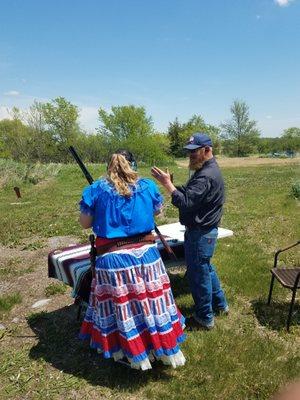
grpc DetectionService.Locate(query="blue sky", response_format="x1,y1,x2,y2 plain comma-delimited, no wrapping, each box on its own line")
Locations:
1,0,299,137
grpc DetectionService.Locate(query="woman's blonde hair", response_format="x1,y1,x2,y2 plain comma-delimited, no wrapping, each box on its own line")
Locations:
107,154,138,197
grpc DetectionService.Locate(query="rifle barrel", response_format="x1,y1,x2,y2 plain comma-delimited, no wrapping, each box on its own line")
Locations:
69,146,94,184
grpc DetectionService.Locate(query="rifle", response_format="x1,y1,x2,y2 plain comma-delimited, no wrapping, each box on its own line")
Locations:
69,146,94,185
69,146,177,261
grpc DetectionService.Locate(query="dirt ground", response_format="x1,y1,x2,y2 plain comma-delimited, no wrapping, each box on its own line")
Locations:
176,156,299,168
0,236,186,334
0,236,79,331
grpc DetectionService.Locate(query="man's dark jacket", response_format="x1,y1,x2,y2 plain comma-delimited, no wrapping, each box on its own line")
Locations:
171,157,225,231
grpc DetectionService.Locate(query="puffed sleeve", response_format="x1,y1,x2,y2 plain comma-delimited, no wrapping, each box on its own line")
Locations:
147,179,164,213
79,182,101,216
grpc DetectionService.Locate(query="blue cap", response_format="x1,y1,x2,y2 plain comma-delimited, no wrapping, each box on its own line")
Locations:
183,132,213,150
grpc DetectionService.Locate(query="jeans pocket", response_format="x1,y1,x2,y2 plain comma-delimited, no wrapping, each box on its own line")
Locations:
185,229,218,262
199,232,218,259
202,228,218,239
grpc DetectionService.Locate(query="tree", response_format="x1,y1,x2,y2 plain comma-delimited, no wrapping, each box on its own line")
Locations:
41,97,80,156
168,115,221,157
124,132,171,165
26,100,46,133
22,101,58,162
221,100,260,156
97,105,171,164
98,105,153,141
282,127,300,139
0,118,32,161
168,118,183,156
281,127,300,153
257,137,282,154
75,132,108,163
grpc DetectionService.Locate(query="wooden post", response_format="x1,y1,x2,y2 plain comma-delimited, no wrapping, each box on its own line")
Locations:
13,187,21,199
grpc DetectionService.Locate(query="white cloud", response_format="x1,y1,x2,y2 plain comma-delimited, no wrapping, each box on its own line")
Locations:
266,115,273,119
4,90,20,96
79,106,99,132
0,102,101,131
256,15,261,19
0,106,12,120
274,0,294,7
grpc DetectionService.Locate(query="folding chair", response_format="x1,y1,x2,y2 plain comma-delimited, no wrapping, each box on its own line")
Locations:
75,234,96,320
267,240,300,331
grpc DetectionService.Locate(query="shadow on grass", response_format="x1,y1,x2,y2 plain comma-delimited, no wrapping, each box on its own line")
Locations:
27,305,172,390
169,273,190,297
251,299,300,331
168,273,194,316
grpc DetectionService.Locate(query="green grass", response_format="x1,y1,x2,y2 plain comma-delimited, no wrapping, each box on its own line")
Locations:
45,282,68,297
0,292,22,315
0,257,34,279
0,160,299,400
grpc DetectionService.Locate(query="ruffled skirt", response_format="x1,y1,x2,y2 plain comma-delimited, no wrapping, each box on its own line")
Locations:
79,244,186,370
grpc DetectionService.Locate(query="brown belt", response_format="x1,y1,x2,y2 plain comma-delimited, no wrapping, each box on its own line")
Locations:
95,233,155,256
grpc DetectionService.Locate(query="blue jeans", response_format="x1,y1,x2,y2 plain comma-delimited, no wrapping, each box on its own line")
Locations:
184,227,228,325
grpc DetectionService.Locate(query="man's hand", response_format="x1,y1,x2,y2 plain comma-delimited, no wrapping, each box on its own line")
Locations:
151,166,176,194
151,166,171,185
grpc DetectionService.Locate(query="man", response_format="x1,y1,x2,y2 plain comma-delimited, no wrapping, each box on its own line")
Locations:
272,381,300,400
151,132,228,330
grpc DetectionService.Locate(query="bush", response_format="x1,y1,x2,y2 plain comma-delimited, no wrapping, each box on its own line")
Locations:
291,181,300,199
0,158,61,188
110,135,174,166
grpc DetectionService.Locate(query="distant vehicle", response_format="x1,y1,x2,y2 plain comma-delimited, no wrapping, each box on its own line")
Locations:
271,152,282,157
286,150,295,158
270,151,293,158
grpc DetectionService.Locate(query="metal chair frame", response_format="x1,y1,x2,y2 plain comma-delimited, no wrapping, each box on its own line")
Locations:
75,234,96,321
267,240,300,331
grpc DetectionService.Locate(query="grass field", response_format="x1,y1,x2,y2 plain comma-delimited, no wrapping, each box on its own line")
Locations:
0,158,299,400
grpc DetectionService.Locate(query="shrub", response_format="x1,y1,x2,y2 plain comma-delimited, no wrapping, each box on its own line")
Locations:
0,158,61,188
291,181,300,199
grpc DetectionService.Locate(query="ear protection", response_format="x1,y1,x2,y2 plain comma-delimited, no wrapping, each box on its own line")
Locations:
115,149,138,171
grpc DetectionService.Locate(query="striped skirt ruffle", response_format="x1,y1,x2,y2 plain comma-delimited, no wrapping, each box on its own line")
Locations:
79,244,186,370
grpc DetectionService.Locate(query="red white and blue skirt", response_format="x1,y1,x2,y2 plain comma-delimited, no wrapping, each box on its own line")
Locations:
79,243,186,370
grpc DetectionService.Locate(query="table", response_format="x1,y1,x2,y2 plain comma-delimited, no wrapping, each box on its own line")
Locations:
48,223,233,301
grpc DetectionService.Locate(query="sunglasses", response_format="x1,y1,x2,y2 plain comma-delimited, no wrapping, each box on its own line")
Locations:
187,146,208,154
187,147,202,154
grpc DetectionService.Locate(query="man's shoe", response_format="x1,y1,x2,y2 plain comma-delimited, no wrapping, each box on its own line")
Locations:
186,314,214,331
214,305,229,316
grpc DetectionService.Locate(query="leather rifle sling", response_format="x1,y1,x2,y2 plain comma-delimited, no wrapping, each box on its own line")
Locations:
154,224,177,261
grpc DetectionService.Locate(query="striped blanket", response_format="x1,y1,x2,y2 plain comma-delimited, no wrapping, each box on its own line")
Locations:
48,223,233,300
48,243,92,300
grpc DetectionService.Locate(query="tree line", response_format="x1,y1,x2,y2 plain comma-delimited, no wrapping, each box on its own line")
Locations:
0,97,299,164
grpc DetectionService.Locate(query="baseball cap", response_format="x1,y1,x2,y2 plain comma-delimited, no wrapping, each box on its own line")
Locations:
183,132,213,150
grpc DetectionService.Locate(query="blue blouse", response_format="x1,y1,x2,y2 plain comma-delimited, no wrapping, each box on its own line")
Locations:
79,178,163,238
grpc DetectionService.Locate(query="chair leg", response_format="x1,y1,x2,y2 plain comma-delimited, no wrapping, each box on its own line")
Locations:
286,289,297,332
267,275,275,305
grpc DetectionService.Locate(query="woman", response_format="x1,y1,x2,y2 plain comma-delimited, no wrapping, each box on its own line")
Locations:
78,150,186,370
